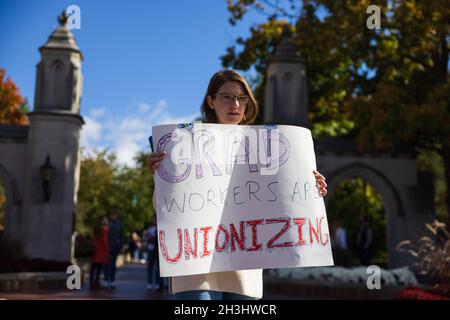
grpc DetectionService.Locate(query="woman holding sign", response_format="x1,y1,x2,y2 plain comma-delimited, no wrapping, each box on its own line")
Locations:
148,69,328,300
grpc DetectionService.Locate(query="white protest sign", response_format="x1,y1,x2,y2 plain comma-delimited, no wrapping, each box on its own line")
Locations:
152,123,334,277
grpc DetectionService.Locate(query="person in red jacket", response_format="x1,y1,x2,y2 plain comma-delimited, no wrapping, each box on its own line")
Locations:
90,217,109,290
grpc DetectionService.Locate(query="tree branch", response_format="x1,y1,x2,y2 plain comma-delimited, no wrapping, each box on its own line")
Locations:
402,53,430,69
259,0,299,19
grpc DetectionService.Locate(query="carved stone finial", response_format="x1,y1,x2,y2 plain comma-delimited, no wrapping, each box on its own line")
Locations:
58,10,69,27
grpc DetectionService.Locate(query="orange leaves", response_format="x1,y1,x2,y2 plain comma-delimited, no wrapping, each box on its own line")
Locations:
0,68,29,126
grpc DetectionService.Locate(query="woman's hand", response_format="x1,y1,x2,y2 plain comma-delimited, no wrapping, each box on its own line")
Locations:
313,170,328,197
147,151,167,174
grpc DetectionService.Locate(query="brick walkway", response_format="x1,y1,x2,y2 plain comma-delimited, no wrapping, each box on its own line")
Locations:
0,263,366,300
0,263,173,300
0,263,298,300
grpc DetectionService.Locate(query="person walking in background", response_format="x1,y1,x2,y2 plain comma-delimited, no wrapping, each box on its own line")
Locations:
332,220,350,267
141,228,149,263
145,218,164,290
356,215,373,266
90,217,109,290
104,209,124,289
129,231,142,263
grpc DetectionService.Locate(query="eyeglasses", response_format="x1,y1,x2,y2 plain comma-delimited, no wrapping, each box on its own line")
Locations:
212,93,249,105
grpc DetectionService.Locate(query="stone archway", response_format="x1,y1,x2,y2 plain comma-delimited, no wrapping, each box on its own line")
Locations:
0,14,83,262
324,162,408,268
264,33,435,273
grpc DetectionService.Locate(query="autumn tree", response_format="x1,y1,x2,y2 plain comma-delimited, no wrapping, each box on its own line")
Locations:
76,150,155,239
222,0,449,224
0,68,29,125
0,68,28,232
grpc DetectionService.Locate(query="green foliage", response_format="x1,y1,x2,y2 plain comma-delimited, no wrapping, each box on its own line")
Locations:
328,178,387,266
224,0,449,142
76,149,155,238
223,0,449,224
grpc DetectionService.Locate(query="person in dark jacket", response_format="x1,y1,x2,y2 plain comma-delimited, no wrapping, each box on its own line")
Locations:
145,218,164,290
104,209,124,289
356,215,373,266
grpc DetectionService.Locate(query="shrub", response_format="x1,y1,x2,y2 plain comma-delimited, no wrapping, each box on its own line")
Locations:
396,220,450,297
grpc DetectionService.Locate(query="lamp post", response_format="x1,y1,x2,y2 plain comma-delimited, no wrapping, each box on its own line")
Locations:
40,154,55,202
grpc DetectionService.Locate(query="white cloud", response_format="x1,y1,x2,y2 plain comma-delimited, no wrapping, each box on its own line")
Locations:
115,135,142,165
80,100,200,166
80,115,103,155
90,107,106,118
138,103,151,113
149,99,168,118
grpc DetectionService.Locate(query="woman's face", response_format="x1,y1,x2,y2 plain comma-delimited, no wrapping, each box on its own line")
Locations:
207,81,248,125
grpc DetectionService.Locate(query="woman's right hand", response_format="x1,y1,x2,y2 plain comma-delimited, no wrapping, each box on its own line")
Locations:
147,151,167,174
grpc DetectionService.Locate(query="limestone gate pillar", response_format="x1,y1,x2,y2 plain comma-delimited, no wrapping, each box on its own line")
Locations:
21,13,84,262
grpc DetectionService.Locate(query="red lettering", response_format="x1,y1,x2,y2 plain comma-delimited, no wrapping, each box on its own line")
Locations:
159,216,330,266
229,221,245,252
266,218,294,248
309,218,320,244
159,229,182,264
184,228,198,260
293,218,306,246
215,224,230,252
200,226,213,257
246,219,264,251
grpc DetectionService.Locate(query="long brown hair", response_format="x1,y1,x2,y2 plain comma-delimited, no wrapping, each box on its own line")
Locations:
200,69,259,125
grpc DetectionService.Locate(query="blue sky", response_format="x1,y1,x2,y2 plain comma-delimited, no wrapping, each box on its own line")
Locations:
0,0,268,165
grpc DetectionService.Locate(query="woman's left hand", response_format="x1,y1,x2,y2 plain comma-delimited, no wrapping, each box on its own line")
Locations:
313,170,328,197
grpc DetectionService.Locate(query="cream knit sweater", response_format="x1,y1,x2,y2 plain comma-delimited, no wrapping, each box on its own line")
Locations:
169,269,263,299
